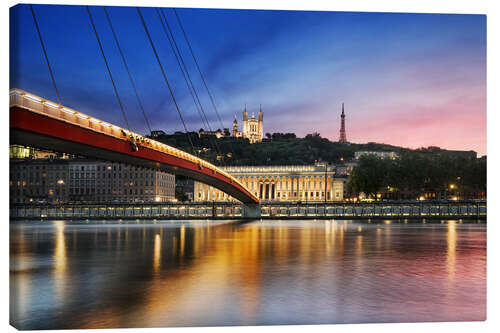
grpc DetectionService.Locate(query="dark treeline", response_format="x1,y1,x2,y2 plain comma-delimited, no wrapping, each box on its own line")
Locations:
346,153,486,200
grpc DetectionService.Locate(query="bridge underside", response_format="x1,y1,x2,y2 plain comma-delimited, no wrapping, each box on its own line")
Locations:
10,107,258,204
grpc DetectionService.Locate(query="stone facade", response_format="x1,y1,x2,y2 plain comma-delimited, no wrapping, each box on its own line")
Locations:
194,164,344,202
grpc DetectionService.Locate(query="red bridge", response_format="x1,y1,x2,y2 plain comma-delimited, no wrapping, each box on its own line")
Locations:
9,89,259,205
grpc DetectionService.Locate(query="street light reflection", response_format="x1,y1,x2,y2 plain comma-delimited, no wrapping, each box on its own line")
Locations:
153,233,161,273
447,221,457,281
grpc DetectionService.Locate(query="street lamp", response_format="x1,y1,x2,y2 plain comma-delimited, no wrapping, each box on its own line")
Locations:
324,163,328,204
324,163,328,217
447,184,457,200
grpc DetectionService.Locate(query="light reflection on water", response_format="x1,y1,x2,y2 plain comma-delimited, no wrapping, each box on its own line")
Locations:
10,219,486,329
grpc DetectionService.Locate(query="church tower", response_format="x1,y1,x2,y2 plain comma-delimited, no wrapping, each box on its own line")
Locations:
232,115,239,137
241,104,263,143
339,103,347,143
258,104,263,141
242,104,248,135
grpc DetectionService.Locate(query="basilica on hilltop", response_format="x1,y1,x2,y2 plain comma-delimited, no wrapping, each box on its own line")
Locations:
232,105,263,143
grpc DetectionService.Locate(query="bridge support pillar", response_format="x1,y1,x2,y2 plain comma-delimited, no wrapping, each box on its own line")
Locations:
242,203,261,218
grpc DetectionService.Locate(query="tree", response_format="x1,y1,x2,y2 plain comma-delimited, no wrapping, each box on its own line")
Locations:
347,155,389,198
175,187,189,202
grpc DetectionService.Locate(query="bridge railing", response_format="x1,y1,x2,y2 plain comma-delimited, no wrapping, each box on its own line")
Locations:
9,201,486,219
10,89,253,200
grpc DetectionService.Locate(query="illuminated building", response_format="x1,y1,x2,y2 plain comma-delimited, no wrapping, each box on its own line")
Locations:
68,161,175,203
9,145,36,159
194,163,344,202
354,151,399,160
232,115,243,138
150,130,166,138
233,105,263,143
10,157,175,204
9,144,73,159
198,128,225,138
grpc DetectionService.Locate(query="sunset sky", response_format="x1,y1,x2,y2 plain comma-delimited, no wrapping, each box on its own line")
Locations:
10,5,486,155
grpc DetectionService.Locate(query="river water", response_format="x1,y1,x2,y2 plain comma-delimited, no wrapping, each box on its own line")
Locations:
10,219,486,329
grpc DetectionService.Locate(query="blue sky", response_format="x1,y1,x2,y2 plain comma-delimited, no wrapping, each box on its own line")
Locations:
10,4,486,155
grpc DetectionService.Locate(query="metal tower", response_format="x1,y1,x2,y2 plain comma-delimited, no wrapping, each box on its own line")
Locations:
339,103,347,143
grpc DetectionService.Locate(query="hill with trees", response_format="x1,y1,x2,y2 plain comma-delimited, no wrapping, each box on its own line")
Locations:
150,131,427,166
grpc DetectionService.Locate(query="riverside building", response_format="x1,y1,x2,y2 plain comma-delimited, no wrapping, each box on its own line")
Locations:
10,154,176,204
68,160,175,203
194,163,344,202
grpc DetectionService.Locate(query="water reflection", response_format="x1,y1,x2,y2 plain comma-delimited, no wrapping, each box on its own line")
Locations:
10,219,486,329
447,221,457,281
153,233,161,273
53,221,67,303
180,224,185,259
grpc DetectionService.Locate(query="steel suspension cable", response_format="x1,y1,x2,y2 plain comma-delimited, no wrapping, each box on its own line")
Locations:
161,8,233,162
136,7,196,155
103,7,152,136
30,4,62,106
172,8,237,163
173,8,226,131
86,6,132,135
156,8,221,156
158,8,210,132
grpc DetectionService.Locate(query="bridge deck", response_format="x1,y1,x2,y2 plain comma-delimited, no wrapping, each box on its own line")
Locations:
9,89,259,204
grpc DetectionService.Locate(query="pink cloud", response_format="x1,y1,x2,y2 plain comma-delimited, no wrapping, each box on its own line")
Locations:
346,96,486,155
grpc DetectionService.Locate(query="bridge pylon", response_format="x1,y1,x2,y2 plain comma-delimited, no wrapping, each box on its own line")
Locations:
242,203,261,218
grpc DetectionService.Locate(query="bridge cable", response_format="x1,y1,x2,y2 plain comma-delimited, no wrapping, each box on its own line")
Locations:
103,7,152,136
173,8,236,163
136,7,196,155
30,4,62,106
158,8,210,132
156,8,221,156
86,6,132,135
173,8,227,132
